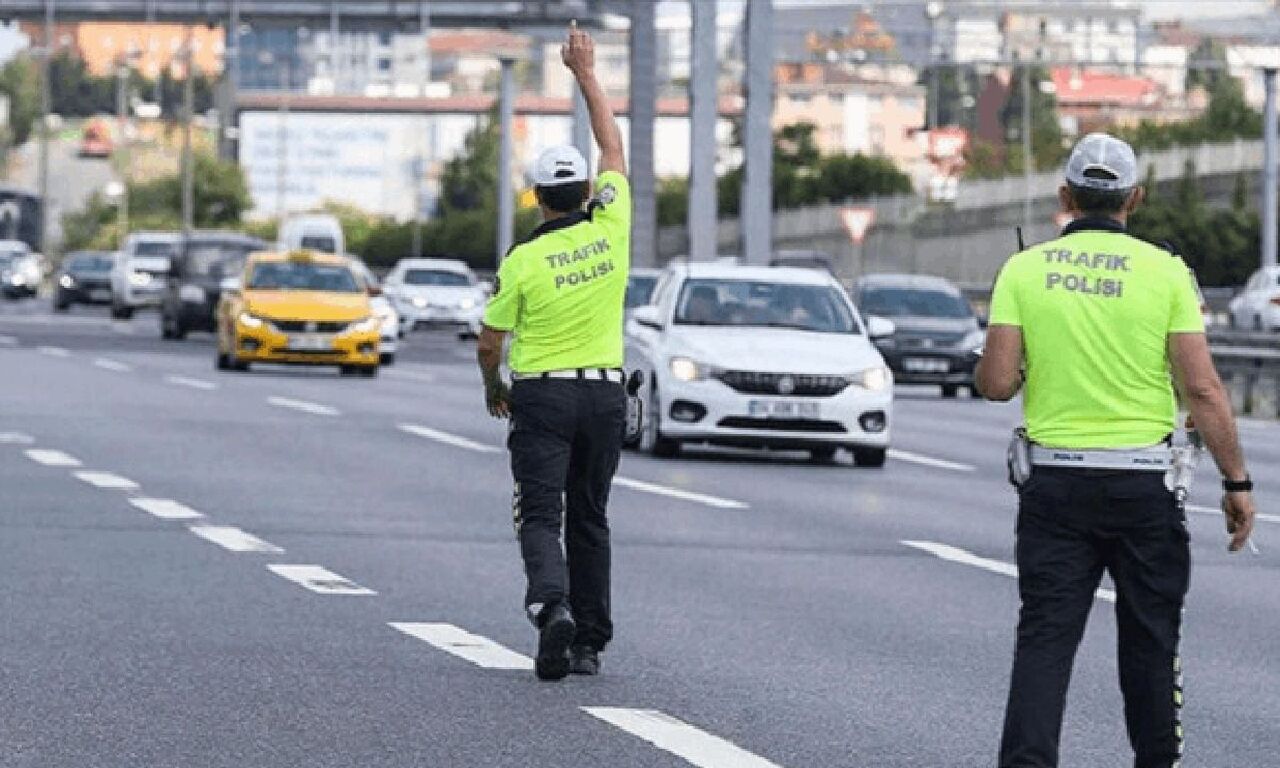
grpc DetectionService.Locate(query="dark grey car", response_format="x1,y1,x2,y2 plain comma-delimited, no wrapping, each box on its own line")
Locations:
853,274,985,398
160,232,267,339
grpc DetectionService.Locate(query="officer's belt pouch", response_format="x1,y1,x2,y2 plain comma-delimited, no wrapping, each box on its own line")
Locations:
1007,427,1032,489
624,370,644,444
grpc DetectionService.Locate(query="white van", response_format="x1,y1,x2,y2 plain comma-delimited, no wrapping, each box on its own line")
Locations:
277,214,345,255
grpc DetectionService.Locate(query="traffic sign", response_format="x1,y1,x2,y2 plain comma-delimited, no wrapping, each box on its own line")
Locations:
840,207,876,244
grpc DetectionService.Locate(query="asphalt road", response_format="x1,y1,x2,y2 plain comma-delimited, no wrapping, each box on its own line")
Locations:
2,298,1277,768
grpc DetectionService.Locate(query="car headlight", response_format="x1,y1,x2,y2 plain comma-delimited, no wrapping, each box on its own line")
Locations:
59,274,75,289
961,329,986,350
411,296,428,309
237,311,265,329
348,315,380,333
669,356,719,382
179,284,206,303
9,273,25,285
128,271,151,287
459,296,477,310
851,366,892,392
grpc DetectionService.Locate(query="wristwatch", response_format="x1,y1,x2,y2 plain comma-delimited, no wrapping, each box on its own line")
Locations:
1223,477,1253,493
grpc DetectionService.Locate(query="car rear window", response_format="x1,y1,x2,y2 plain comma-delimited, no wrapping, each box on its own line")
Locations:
248,262,360,292
674,278,858,334
858,287,972,319
403,269,471,287
68,254,114,272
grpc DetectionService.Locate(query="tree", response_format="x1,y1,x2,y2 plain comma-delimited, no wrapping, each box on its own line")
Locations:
438,110,500,213
0,54,40,148
999,64,1066,172
920,64,980,131
1186,37,1229,93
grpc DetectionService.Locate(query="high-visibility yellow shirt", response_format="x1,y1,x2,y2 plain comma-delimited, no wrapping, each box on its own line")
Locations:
988,217,1205,449
483,171,631,374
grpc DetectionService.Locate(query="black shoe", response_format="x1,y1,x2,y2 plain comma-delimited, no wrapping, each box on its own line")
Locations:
569,645,600,676
534,604,575,681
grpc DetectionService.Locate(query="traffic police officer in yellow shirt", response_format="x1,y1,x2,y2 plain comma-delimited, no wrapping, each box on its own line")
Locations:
978,133,1257,767
476,22,630,682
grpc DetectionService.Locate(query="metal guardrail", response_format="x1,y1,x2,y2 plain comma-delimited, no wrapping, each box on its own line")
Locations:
1207,331,1280,419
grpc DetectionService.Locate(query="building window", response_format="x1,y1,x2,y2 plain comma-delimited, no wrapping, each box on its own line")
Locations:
378,58,392,72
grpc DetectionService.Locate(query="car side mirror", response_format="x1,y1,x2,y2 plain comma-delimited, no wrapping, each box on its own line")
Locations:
631,305,663,330
866,315,895,339
219,276,242,296
367,283,383,297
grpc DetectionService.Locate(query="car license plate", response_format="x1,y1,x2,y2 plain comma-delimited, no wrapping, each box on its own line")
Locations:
903,357,950,373
748,400,819,419
289,334,333,351
89,290,111,301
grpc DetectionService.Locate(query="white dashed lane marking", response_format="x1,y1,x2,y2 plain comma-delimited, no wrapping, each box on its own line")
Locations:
267,565,376,595
0,334,17,345
613,476,749,510
1188,503,1280,525
25,448,82,467
583,708,787,768
887,449,976,473
74,471,140,490
398,423,500,453
189,525,285,553
36,345,70,357
0,432,35,444
389,622,533,670
165,375,218,391
902,540,1117,603
129,498,204,520
267,396,341,417
93,357,132,372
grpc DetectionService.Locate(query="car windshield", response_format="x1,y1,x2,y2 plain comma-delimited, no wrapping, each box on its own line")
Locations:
403,268,471,287
68,254,114,272
858,287,973,319
674,278,858,334
626,275,658,308
0,254,13,268
185,243,255,278
134,240,177,257
300,235,337,253
247,261,360,292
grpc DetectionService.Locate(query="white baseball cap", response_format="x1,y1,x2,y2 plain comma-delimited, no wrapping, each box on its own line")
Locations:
530,145,589,187
1065,133,1138,191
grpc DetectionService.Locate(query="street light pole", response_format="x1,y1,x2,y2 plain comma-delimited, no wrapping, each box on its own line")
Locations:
116,54,130,247
37,0,54,254
496,56,515,263
1262,67,1277,269
1021,60,1033,234
180,24,195,238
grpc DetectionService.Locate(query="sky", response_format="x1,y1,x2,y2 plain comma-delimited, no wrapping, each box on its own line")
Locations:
656,0,1274,20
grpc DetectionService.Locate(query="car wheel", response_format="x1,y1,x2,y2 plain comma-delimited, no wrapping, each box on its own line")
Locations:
640,381,680,458
216,351,231,370
111,303,134,320
941,384,959,398
161,317,177,339
53,298,70,312
359,365,379,378
340,365,359,376
1255,315,1264,332
379,352,396,366
853,447,887,468
809,446,838,463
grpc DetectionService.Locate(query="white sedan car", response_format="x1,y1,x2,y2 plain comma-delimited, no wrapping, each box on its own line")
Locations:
384,258,487,338
626,263,895,466
1228,266,1280,332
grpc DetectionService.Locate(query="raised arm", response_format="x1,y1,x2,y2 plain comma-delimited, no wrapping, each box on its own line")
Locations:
562,22,626,175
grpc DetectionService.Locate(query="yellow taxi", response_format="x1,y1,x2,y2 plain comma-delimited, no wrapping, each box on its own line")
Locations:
215,249,381,376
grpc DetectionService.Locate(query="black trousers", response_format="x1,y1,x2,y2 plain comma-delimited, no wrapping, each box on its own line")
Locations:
999,468,1190,768
508,378,626,652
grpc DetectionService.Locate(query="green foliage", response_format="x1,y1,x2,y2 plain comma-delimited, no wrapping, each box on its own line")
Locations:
61,152,251,251
0,54,40,147
1128,160,1260,286
438,109,500,213
920,64,981,131
1116,75,1261,153
660,122,913,224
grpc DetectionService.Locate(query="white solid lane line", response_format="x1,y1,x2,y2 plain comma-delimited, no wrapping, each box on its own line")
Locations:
165,375,218,391
36,345,70,357
389,622,533,670
887,449,976,473
583,708,786,768
25,448,82,467
93,357,132,372
0,432,35,444
1187,503,1280,526
74,471,140,490
902,540,1116,603
612,476,750,510
267,565,376,595
398,423,500,453
267,396,341,417
189,525,285,553
0,334,17,345
129,497,204,520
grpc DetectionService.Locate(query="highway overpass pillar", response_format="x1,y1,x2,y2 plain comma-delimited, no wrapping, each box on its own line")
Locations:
497,57,515,264
687,0,718,261
741,0,774,266
1263,68,1277,269
629,0,658,268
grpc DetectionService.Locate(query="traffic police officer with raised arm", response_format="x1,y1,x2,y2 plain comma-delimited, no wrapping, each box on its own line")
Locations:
476,22,630,682
977,133,1257,768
